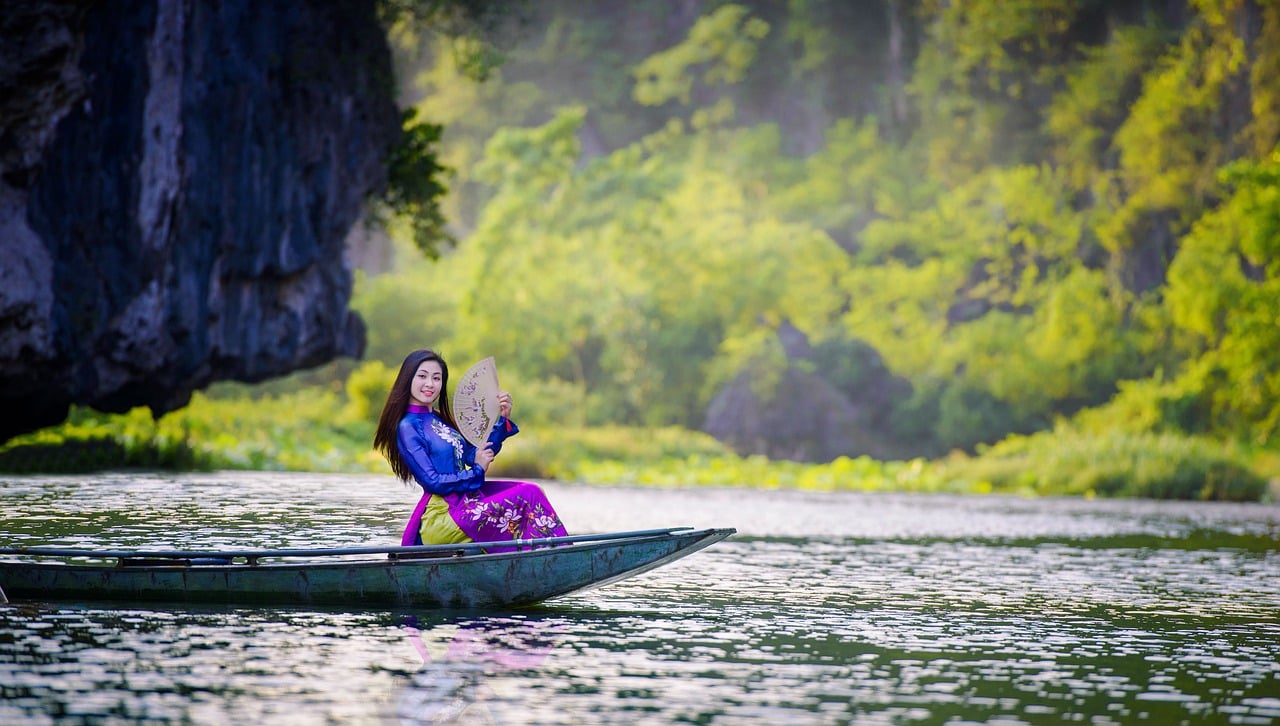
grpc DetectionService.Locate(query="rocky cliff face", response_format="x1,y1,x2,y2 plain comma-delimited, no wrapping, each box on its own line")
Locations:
0,0,399,442
703,321,916,463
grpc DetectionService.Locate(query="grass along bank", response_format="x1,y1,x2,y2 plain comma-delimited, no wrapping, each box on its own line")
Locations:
0,393,1272,502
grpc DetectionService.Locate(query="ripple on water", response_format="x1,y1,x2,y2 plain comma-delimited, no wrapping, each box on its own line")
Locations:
1,473,1278,724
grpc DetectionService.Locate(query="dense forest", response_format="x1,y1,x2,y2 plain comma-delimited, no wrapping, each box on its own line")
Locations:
6,0,1276,499
352,0,1279,460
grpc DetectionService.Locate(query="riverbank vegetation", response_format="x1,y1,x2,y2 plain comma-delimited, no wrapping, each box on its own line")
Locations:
4,1,1278,502
0,393,1271,502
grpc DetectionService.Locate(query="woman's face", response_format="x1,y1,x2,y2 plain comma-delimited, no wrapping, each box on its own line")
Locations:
410,359,444,409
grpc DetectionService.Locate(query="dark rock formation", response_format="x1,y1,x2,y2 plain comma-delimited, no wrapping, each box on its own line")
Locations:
0,0,399,442
703,321,913,463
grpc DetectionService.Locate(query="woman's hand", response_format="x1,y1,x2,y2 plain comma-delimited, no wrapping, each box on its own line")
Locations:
497,390,512,418
475,443,496,471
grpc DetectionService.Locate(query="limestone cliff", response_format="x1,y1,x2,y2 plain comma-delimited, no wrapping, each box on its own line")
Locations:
0,0,399,441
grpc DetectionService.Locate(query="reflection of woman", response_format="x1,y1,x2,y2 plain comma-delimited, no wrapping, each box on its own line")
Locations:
374,349,567,550
401,616,562,670
397,616,564,724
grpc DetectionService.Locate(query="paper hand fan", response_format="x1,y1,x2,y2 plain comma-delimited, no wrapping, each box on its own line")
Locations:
452,356,501,448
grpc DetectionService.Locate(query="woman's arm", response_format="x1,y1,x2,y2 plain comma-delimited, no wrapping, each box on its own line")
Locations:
486,416,520,455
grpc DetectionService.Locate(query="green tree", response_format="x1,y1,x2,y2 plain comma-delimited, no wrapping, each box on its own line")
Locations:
631,3,770,109
910,0,1080,182
1164,149,1280,444
445,101,854,428
1096,1,1252,268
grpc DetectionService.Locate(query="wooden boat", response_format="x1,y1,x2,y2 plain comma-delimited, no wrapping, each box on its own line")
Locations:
0,527,735,608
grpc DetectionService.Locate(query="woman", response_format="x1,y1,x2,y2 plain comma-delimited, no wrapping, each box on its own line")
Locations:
373,349,567,551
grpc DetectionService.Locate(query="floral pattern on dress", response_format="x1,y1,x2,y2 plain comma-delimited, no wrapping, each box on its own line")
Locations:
459,492,564,539
430,417,465,466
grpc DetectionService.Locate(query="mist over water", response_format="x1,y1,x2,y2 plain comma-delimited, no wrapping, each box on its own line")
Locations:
2,473,1278,724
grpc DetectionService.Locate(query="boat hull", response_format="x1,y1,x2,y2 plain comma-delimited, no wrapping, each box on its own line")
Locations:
0,528,734,608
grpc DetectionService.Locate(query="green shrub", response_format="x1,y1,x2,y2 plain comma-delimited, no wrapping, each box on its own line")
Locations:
937,430,1267,501
2,388,1268,503
0,431,216,474
343,360,396,427
498,375,588,429
936,382,1022,453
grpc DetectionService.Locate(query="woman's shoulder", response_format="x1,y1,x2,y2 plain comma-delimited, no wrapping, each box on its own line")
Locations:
397,411,427,434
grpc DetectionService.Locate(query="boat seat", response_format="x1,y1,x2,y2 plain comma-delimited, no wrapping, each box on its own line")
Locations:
118,556,234,567
386,549,469,561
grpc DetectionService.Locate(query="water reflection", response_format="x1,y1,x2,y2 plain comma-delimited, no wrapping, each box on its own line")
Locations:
396,616,564,725
2,473,1278,724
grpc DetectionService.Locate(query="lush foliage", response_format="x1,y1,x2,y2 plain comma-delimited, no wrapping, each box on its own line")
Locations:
369,0,531,258
369,1,1275,461
3,398,1267,502
934,429,1267,501
375,110,455,258
11,1,1280,501
0,395,381,475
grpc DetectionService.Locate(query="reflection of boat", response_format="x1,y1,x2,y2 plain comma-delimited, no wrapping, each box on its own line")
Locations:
0,527,734,608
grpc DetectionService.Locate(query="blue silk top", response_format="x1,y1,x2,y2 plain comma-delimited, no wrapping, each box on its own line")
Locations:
396,404,519,495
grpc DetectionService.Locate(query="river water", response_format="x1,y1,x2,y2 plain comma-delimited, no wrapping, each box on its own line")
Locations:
1,472,1278,725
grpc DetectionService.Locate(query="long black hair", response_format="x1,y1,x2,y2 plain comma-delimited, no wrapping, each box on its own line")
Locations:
373,349,461,482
